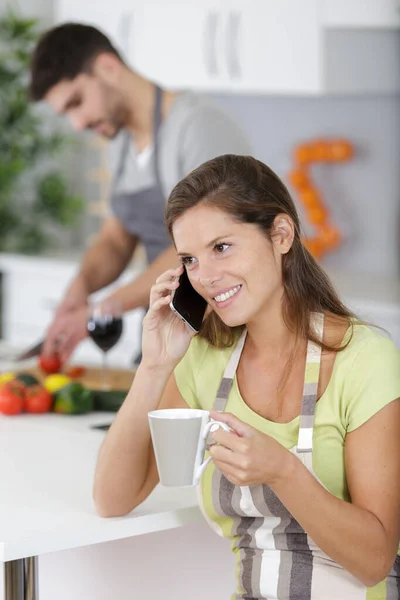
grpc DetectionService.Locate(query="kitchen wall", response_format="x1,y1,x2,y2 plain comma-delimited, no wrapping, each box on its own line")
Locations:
210,93,400,276
76,91,400,278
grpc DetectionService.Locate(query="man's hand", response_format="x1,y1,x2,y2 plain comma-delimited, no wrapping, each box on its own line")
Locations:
42,276,90,362
57,275,89,315
43,304,89,363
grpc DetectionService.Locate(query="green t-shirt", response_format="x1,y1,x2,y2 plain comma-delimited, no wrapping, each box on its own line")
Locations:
174,323,400,503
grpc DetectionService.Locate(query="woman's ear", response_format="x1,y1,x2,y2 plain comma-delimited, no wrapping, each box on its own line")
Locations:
271,214,295,255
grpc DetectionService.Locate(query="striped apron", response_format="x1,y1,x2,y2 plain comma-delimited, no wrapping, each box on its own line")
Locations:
198,313,400,599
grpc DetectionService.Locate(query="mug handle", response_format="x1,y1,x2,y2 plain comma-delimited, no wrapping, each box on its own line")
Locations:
194,420,230,485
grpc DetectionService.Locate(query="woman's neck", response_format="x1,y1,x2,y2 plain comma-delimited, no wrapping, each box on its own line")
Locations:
244,303,298,361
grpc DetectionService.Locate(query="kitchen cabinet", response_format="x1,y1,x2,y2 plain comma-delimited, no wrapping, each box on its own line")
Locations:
131,0,321,94
0,254,144,368
321,0,400,29
135,0,398,94
226,0,320,94
55,0,399,95
131,2,227,90
55,0,321,94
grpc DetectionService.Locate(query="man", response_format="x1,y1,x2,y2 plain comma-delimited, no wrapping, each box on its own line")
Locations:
29,22,251,364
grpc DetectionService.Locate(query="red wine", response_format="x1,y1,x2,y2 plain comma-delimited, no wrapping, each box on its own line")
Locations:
87,316,123,353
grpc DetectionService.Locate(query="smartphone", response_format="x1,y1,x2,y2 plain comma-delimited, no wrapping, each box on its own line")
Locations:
169,268,207,333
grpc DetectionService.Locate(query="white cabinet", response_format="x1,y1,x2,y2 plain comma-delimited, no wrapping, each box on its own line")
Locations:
132,2,226,90
321,0,400,29
54,0,399,95
132,0,320,94
0,254,144,368
224,0,320,94
56,0,321,94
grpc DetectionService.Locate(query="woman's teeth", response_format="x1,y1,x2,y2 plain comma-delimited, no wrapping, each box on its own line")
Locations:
214,285,241,303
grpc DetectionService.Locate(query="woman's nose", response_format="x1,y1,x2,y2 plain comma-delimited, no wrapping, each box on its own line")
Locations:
197,268,222,287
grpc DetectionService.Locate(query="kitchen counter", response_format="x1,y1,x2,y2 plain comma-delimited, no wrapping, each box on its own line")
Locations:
0,410,207,599
0,411,201,563
0,345,234,600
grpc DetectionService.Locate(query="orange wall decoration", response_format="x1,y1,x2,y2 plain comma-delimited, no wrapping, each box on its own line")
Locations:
288,139,354,260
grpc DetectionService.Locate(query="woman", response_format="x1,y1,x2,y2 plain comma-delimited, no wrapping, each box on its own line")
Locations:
94,155,400,599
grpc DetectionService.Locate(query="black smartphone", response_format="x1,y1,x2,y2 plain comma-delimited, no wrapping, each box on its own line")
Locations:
169,268,207,333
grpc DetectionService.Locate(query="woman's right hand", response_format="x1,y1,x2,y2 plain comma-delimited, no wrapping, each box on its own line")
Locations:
141,266,197,369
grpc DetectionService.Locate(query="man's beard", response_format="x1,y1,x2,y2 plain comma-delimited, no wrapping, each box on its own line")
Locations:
89,112,125,139
90,87,128,139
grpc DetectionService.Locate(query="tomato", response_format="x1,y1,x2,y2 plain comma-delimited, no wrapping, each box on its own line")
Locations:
39,354,62,375
65,366,86,379
24,385,53,414
0,380,25,415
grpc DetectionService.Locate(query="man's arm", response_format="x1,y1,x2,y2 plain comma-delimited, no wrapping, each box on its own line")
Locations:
105,245,179,312
43,216,137,358
74,215,138,296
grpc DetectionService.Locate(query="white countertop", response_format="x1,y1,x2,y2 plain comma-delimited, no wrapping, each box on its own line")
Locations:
0,412,201,562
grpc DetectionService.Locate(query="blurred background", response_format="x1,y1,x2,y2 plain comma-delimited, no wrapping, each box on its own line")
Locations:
0,0,399,365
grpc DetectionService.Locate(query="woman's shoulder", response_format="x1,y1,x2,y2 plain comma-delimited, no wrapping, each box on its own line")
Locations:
185,329,242,367
174,330,241,407
342,320,399,361
336,321,400,431
334,319,400,398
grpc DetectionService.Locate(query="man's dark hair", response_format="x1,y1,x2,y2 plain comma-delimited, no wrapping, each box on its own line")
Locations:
29,22,122,101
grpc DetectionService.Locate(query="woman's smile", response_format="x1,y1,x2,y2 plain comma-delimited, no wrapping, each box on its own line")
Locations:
212,284,242,307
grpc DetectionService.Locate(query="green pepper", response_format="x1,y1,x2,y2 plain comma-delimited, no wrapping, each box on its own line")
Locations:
53,382,93,414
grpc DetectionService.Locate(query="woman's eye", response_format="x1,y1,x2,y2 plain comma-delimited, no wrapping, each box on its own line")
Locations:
214,243,229,253
181,256,195,265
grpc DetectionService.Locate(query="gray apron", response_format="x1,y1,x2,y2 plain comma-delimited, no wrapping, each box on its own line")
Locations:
111,85,171,264
199,313,400,598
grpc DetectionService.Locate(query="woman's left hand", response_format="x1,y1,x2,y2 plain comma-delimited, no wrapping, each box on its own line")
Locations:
209,410,295,487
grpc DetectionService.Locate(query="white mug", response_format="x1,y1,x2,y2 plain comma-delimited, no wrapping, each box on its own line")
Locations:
148,408,229,487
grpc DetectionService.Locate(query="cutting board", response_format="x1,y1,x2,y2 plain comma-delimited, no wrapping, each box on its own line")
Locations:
24,366,135,391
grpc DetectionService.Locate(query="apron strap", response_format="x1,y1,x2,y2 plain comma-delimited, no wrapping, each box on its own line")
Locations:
211,312,325,455
113,85,163,190
152,85,163,189
297,312,324,453
113,131,130,186
213,328,247,412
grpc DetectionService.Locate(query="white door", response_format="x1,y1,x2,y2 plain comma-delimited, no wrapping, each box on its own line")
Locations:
131,1,228,90
321,0,400,29
224,0,321,94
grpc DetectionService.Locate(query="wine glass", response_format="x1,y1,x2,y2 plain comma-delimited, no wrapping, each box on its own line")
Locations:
87,299,123,390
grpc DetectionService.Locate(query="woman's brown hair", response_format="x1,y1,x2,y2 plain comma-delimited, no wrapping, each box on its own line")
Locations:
166,154,356,352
